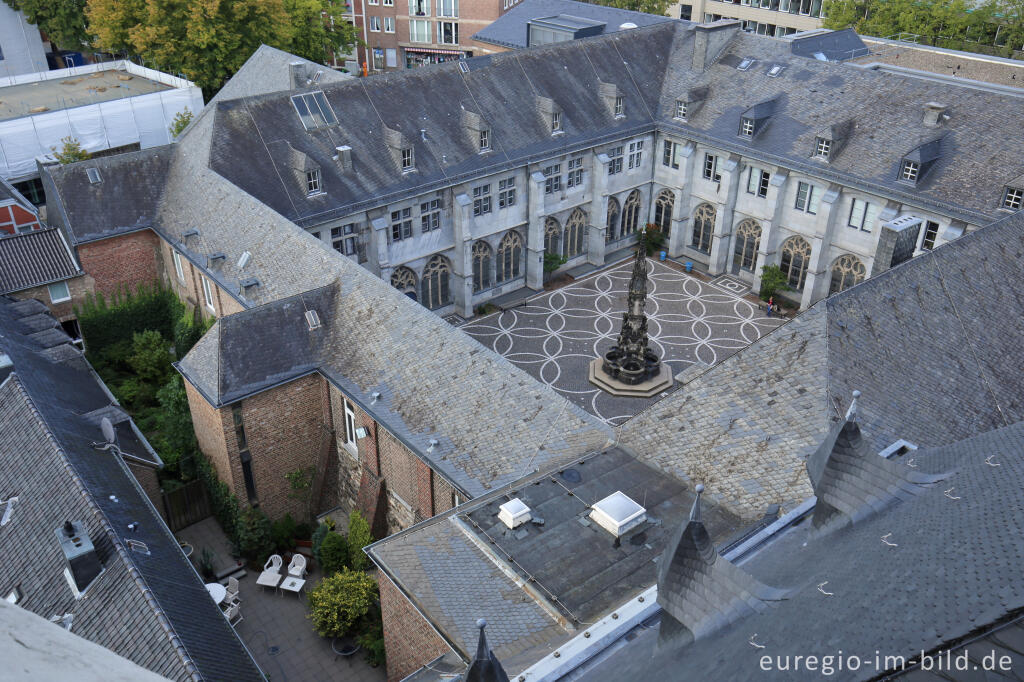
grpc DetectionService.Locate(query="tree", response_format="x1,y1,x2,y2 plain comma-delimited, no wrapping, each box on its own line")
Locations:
283,0,360,65
169,108,193,138
591,0,671,17
346,511,373,572
127,330,172,384
308,569,377,638
3,0,89,51
759,264,790,301
235,506,275,564
51,136,90,164
319,531,349,574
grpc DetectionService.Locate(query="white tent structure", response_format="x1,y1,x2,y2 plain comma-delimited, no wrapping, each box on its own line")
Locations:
0,60,203,183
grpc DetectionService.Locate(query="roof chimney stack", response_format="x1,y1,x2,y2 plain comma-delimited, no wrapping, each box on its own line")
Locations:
691,20,740,72
289,62,307,89
923,102,947,127
56,520,103,594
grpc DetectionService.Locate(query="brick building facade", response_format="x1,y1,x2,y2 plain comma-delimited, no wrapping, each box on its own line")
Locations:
378,571,452,681
76,231,164,301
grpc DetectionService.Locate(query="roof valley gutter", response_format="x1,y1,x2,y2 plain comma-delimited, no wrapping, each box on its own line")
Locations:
514,496,818,682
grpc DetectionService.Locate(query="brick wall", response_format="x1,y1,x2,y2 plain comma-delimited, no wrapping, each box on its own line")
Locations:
159,238,245,322
11,274,90,324
378,569,452,682
127,462,167,524
77,231,163,301
184,380,235,490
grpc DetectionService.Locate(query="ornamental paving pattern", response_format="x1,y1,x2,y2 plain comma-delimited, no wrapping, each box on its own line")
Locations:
461,258,787,425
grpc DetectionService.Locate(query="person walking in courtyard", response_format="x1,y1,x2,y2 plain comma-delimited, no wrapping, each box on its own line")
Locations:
766,296,774,317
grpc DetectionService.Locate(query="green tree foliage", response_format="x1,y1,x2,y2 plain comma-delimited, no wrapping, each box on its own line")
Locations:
759,264,791,301
153,376,198,479
271,514,299,554
51,136,90,164
319,531,350,574
128,330,172,384
308,569,377,638
591,0,671,16
639,223,666,255
3,0,89,51
346,510,373,571
543,253,568,273
235,506,275,564
284,0,361,64
311,522,331,566
169,107,194,138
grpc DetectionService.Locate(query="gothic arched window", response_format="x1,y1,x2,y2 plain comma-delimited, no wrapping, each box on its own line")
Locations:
621,190,641,237
691,203,715,254
828,253,866,295
544,217,561,256
606,197,620,243
779,236,812,291
496,230,523,282
733,219,761,272
421,255,452,309
390,266,418,301
653,190,674,237
564,209,586,259
472,241,492,292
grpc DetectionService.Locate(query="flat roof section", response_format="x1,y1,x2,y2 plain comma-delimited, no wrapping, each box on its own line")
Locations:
0,69,172,122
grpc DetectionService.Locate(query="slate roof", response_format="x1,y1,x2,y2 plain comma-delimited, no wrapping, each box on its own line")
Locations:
578,417,1024,681
207,44,350,106
786,28,869,62
192,22,1024,229
0,226,81,294
0,296,264,682
42,148,173,245
471,0,674,49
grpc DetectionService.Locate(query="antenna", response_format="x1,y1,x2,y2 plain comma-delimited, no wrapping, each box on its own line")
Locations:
100,417,116,444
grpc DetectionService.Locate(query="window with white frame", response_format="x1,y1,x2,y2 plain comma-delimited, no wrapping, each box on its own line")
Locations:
702,152,721,181
48,281,71,304
740,118,755,137
391,207,413,241
342,400,358,455
384,16,395,32
674,100,687,119
1002,186,1022,210
438,0,459,16
401,148,414,171
566,157,584,188
172,250,185,281
421,199,441,232
498,177,516,208
479,129,490,152
369,15,381,30
305,169,321,195
627,140,643,169
332,223,359,256
438,21,458,44
543,164,561,194
614,96,624,117
369,0,378,5
900,160,919,182
201,276,215,311
291,92,338,130
551,111,561,133
472,184,492,215
814,137,831,160
410,19,430,42
662,140,679,169
920,220,940,250
383,0,393,5
847,198,877,231
746,167,770,198
794,181,821,214
608,146,623,175
409,0,430,16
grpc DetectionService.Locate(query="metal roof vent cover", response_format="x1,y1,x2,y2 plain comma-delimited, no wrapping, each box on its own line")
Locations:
498,498,531,529
589,491,646,537
56,520,103,593
305,309,321,331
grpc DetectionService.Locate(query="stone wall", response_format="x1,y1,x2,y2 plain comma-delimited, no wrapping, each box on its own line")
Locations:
378,570,452,682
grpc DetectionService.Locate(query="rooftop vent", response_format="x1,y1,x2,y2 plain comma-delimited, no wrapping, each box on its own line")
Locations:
589,491,646,537
334,145,353,171
56,520,103,595
304,309,321,331
1,496,17,527
923,102,947,127
207,252,226,267
182,228,200,239
239,277,261,289
498,498,531,529
237,251,252,270
85,168,101,184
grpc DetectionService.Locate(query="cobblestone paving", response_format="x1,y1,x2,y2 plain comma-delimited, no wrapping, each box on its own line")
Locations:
462,258,786,425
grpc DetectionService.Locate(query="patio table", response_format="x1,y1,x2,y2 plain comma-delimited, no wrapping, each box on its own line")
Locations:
205,582,226,604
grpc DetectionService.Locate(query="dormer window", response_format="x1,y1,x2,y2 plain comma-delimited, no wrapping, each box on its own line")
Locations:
614,96,624,118
305,169,321,195
551,111,562,133
479,129,490,152
900,160,920,182
740,118,755,138
401,148,414,171
674,100,687,120
1003,186,1023,210
814,137,831,160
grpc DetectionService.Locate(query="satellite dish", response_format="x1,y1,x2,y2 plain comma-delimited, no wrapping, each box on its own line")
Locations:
101,417,116,444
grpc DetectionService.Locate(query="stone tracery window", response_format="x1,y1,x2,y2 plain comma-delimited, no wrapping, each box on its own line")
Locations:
472,240,492,292
653,190,674,237
563,209,586,259
421,255,452,309
606,196,620,243
621,190,641,237
733,219,761,272
544,217,560,256
779,236,812,291
828,253,866,295
496,230,522,282
390,266,418,301
691,203,715,254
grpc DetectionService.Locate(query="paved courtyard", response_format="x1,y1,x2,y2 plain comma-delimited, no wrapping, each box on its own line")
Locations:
461,258,786,425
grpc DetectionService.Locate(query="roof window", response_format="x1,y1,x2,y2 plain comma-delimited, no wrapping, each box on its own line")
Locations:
305,309,322,331
737,58,755,71
86,168,101,184
589,491,646,537
291,91,338,130
498,498,531,529
767,64,785,77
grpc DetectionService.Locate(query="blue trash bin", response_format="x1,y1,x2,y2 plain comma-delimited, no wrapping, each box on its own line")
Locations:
685,261,693,273
659,251,667,261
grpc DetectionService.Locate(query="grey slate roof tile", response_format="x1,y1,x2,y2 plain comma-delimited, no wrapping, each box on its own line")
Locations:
0,227,81,293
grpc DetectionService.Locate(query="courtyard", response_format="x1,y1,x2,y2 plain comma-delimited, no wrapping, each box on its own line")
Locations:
461,258,786,425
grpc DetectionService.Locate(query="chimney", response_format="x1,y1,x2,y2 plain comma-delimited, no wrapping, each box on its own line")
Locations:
56,520,103,594
288,61,307,89
923,102,947,127
691,20,740,72
335,145,353,171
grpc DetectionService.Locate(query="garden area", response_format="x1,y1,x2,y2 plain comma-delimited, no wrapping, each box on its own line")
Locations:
77,285,386,671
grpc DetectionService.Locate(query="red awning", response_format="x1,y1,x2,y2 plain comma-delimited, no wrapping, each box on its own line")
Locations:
404,47,463,55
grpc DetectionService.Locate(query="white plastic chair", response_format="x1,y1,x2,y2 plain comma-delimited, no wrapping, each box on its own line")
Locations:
264,555,283,573
256,555,284,591
223,602,243,626
288,554,307,578
225,576,240,604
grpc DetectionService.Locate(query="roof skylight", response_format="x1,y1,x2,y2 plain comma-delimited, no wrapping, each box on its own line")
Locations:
291,91,338,130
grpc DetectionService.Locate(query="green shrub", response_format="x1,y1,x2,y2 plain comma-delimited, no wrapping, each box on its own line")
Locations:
320,532,349,575
169,107,194,138
639,223,666,255
308,569,378,639
197,456,240,547
357,607,386,668
543,252,568,273
311,522,331,566
128,330,172,385
155,377,198,480
235,506,275,565
759,264,791,301
52,135,90,164
77,285,180,360
295,522,313,541
347,511,373,572
271,514,298,554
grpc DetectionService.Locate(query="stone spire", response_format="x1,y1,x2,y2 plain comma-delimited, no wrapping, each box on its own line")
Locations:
600,236,662,385
464,619,509,682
